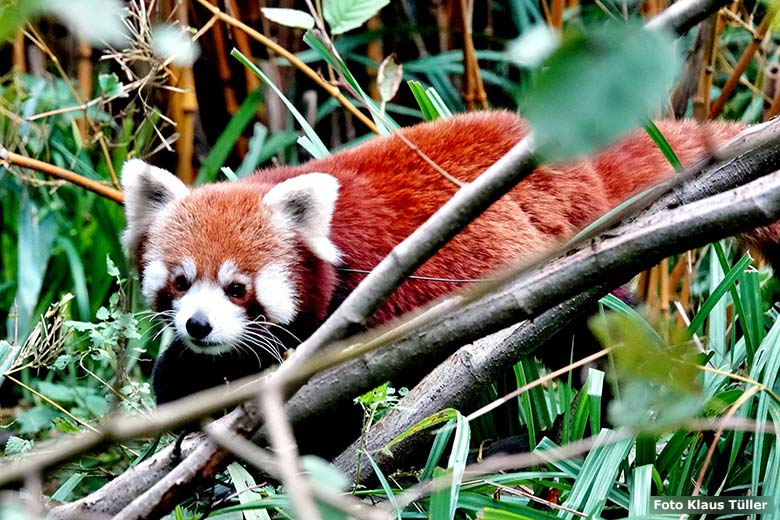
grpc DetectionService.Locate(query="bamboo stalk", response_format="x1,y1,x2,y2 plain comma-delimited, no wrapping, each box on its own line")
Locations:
168,0,198,184
660,258,670,316
709,14,769,118
12,32,26,73
551,0,564,29
210,14,239,115
0,148,124,204
764,62,780,120
225,0,261,93
194,0,379,135
647,264,660,309
76,41,93,142
459,0,488,110
366,15,383,102
693,12,720,121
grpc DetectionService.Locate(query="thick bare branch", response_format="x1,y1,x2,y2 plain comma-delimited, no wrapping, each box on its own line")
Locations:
645,0,731,35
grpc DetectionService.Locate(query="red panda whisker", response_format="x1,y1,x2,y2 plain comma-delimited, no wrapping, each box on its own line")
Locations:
247,319,303,346
235,340,265,369
337,267,495,284
242,333,284,363
239,329,284,362
243,325,288,356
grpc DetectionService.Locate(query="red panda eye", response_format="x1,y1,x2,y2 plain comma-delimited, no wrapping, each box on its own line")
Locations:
226,283,246,298
174,275,190,292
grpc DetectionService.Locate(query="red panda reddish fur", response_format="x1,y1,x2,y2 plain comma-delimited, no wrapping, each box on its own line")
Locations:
243,111,746,325
126,110,774,404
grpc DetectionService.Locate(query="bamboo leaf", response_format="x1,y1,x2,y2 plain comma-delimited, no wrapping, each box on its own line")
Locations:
323,0,390,35
261,7,314,30
524,23,679,160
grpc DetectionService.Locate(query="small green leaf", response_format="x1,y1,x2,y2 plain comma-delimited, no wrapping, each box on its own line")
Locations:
0,0,43,42
52,354,75,370
4,436,34,456
53,417,81,434
96,307,110,321
323,0,390,35
261,7,315,30
524,23,680,160
16,405,60,434
106,255,120,278
152,24,200,66
98,73,128,98
226,462,271,520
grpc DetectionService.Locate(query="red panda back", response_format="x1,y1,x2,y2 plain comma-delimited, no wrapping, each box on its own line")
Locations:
247,113,747,326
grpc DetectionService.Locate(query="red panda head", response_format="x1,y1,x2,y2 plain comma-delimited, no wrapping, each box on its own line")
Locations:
121,159,341,357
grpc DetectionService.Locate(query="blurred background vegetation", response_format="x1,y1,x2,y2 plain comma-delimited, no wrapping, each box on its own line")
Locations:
1,0,780,517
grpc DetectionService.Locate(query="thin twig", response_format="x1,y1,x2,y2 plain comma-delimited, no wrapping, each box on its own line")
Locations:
0,147,124,204
194,0,379,135
709,14,770,118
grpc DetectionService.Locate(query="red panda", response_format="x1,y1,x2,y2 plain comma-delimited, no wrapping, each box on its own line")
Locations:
122,111,758,404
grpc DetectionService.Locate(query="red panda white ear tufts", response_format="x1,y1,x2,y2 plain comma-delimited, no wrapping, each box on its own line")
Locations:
121,159,190,254
262,172,341,264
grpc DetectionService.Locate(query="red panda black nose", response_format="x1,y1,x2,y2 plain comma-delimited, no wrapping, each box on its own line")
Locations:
186,312,212,340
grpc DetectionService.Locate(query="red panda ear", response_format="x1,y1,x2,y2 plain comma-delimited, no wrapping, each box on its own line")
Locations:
121,159,190,254
262,172,341,263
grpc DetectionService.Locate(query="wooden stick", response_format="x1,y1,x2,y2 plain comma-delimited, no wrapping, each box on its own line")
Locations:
460,0,488,110
225,0,261,93
194,0,379,135
13,32,26,73
76,41,93,143
0,148,124,204
551,0,564,29
693,12,720,120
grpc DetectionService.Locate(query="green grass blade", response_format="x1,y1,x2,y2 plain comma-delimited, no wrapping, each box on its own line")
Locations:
688,251,752,339
10,192,57,340
301,31,395,134
738,267,763,363
408,80,440,121
231,48,328,158
364,450,401,519
195,88,263,185
226,462,272,520
56,237,89,320
444,412,471,519
586,368,604,437
234,123,268,178
629,464,653,516
421,419,455,481
644,120,681,171
49,472,85,502
560,429,633,519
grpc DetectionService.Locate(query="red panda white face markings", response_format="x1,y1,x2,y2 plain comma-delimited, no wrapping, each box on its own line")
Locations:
141,258,169,303
122,161,344,357
254,263,299,325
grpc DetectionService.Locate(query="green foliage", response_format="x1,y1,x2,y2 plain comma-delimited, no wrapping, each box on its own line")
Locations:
523,23,680,160
4,435,34,456
1,2,779,518
323,0,390,35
